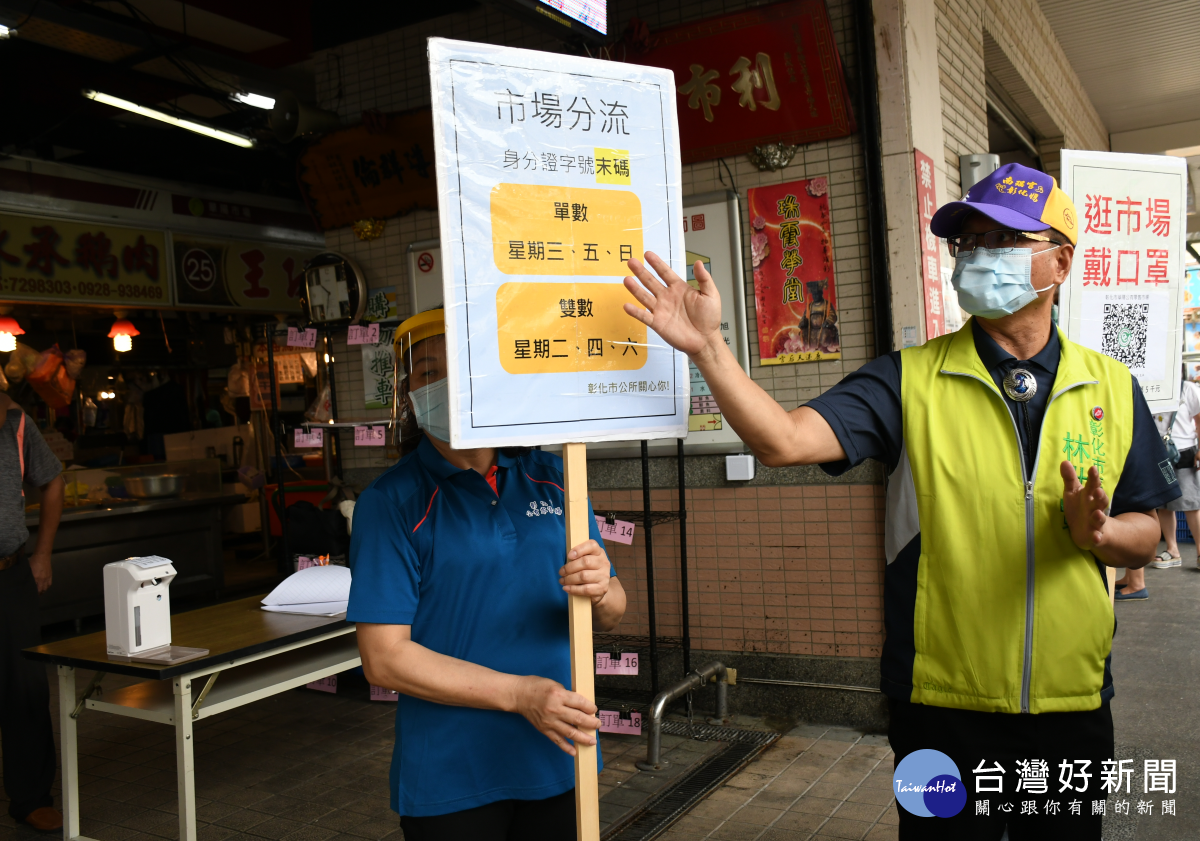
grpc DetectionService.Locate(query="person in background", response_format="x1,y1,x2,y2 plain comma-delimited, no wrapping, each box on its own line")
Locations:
1117,374,1200,597
0,391,65,832
349,309,626,840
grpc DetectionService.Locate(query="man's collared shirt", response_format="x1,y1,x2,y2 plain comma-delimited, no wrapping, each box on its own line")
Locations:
347,436,608,817
2,408,62,557
972,318,1058,476
809,321,1177,517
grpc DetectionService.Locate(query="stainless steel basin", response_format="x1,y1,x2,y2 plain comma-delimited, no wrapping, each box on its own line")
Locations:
123,474,187,498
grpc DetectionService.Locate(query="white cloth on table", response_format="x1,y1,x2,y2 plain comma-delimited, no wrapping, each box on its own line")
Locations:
261,565,350,616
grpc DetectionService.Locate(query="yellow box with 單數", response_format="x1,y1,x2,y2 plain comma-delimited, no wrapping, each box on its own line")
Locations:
490,184,642,275
496,282,648,374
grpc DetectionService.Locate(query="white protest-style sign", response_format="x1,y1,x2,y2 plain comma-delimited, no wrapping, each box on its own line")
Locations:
1059,151,1188,412
428,38,688,449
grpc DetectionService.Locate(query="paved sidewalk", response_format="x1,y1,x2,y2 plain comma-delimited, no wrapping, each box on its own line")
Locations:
653,724,898,841
8,545,1194,841
1106,544,1200,841
0,665,899,841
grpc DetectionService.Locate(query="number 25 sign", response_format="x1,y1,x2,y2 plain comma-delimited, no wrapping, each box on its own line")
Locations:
172,236,322,313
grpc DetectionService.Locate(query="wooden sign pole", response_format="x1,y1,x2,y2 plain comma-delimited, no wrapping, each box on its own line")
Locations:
562,442,599,841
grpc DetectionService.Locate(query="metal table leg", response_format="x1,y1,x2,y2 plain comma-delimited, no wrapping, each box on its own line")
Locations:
173,676,197,841
57,665,80,841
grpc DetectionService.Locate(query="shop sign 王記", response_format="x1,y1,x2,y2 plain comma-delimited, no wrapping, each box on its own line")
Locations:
172,235,321,313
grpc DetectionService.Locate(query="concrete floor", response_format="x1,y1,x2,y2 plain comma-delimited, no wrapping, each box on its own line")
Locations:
1106,542,1200,840
2,547,1197,841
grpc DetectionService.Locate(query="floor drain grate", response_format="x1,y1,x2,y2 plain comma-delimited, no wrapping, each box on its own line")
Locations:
602,724,780,841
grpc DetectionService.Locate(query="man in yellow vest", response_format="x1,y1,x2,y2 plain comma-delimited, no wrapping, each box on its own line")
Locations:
621,163,1178,840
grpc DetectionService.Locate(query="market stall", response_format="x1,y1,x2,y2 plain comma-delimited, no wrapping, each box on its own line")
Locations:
0,162,330,627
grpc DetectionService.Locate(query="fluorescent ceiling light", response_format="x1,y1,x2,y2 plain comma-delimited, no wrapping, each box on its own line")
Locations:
82,89,256,148
231,91,275,110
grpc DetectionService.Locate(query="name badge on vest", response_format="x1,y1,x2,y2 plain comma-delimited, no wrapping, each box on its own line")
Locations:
1003,368,1037,402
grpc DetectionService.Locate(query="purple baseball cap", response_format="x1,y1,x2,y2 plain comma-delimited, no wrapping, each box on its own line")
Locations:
930,162,1079,245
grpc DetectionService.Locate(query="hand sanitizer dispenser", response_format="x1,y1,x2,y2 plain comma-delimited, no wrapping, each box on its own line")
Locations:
104,556,176,659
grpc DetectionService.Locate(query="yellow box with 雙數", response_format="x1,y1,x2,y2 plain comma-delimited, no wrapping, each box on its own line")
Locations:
496,282,648,375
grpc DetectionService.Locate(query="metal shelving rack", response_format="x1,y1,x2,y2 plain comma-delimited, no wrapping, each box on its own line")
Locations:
593,439,691,699
263,323,692,699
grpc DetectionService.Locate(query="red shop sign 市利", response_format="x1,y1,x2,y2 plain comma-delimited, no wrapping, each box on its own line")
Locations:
628,0,856,164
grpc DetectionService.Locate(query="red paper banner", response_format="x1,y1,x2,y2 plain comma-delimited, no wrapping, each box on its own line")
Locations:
914,149,944,340
747,178,839,365
629,0,855,164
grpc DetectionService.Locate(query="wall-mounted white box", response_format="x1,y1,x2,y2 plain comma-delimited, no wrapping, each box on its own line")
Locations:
725,454,756,482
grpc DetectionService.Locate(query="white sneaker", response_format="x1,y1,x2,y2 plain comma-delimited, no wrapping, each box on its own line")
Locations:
1149,553,1182,569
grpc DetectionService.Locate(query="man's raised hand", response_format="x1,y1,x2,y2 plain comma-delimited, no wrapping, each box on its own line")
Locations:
1061,461,1109,551
623,251,723,357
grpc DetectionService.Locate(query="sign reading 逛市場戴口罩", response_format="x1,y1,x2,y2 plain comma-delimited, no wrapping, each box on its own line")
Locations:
428,38,688,449
1059,151,1188,413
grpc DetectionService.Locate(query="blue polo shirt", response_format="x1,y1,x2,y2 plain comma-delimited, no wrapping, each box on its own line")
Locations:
347,436,609,817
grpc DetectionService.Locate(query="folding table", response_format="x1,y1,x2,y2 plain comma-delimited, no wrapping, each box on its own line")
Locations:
25,596,358,841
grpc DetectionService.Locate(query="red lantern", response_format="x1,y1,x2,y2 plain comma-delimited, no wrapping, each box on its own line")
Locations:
0,315,24,352
108,319,140,352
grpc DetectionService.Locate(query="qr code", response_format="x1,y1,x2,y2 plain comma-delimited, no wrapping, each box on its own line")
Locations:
1102,302,1149,368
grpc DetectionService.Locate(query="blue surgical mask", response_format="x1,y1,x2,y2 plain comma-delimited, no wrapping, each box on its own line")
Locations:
950,247,1057,319
410,378,450,442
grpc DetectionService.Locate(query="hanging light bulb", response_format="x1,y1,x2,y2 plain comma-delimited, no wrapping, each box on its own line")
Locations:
108,318,140,352
0,315,24,353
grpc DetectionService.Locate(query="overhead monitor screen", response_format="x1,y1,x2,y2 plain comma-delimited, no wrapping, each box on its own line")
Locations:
535,0,607,37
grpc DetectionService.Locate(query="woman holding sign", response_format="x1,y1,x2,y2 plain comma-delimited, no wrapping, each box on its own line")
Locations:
348,309,626,840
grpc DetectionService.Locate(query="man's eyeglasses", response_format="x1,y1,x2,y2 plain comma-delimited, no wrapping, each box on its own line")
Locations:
944,229,1063,258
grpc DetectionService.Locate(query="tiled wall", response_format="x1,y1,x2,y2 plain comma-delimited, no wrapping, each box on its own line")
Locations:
315,0,875,474
934,0,1108,197
591,484,886,658
312,0,887,668
308,0,1108,674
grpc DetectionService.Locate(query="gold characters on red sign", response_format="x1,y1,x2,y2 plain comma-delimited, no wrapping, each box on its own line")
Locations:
679,52,782,123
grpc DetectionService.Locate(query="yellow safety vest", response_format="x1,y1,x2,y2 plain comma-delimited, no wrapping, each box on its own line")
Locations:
893,322,1135,714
